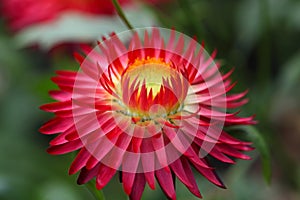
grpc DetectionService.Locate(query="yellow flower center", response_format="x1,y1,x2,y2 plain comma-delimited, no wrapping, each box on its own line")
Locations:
123,57,176,96
116,57,183,122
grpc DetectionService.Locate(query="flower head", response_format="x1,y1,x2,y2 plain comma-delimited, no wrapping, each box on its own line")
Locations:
40,28,255,200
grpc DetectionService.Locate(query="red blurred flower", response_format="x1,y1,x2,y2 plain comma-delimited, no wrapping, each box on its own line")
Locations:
40,28,255,200
1,0,165,31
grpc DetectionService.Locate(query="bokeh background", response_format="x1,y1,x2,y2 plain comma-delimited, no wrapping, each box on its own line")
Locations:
0,0,300,199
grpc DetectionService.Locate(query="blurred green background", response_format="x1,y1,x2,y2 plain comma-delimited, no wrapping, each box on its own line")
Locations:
0,0,300,199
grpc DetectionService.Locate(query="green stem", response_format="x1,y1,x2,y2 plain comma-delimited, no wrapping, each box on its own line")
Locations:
112,0,134,30
86,180,106,200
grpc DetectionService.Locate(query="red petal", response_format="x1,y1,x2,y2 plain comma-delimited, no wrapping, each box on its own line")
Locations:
174,34,184,55
216,144,251,160
225,115,256,125
85,134,119,169
101,133,131,170
69,148,91,175
180,157,202,198
129,173,146,200
56,70,77,77
192,137,235,164
151,134,169,170
65,114,106,141
145,171,156,190
122,148,140,173
141,139,156,189
170,159,193,188
96,164,117,190
85,155,100,169
164,127,211,169
77,163,100,185
210,149,235,164
49,90,71,101
232,144,254,151
191,158,225,188
49,131,69,145
155,168,176,200
166,29,176,55
122,172,136,195
73,52,85,64
47,139,83,155
40,101,72,112
39,117,73,134
132,126,144,152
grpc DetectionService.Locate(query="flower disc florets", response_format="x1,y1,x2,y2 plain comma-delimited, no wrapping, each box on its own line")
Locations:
117,56,187,123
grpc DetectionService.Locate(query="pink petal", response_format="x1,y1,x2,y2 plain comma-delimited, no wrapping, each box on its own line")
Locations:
49,90,71,101
141,139,156,189
174,34,185,55
166,29,176,56
86,156,100,170
129,173,146,200
210,149,235,164
122,149,140,174
40,101,72,112
47,139,83,155
49,131,69,145
101,133,132,170
192,137,235,164
164,127,211,169
122,172,136,195
85,131,120,169
55,70,77,77
65,113,109,141
215,144,251,160
170,159,193,188
40,116,73,134
151,134,169,171
96,164,117,190
225,115,256,125
232,144,254,151
69,148,91,175
145,171,156,190
155,168,176,200
180,157,202,198
77,163,100,185
181,121,218,143
190,157,225,188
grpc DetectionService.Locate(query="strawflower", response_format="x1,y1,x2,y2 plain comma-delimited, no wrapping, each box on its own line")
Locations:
40,28,255,200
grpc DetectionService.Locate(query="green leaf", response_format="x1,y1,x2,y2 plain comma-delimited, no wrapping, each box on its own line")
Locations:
230,126,272,184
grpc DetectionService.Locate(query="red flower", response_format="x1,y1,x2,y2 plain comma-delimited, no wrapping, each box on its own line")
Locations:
40,28,255,200
1,0,166,31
